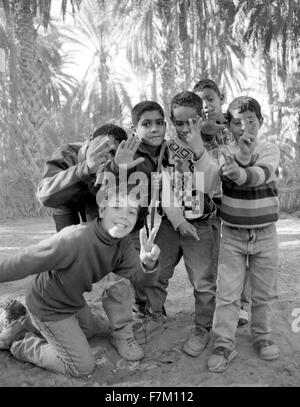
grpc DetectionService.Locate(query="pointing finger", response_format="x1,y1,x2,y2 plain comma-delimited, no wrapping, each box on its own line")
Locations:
189,227,199,241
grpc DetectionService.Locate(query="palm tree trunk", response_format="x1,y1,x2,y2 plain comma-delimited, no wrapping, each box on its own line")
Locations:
8,0,49,179
264,55,275,132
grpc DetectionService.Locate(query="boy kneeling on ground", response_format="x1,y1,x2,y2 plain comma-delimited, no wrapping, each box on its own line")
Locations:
0,186,160,377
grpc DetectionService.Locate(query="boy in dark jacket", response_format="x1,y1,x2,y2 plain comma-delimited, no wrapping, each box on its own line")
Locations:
36,124,146,361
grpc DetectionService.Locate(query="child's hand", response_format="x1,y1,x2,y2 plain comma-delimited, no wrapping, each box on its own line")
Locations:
222,160,242,182
185,116,205,159
216,128,233,145
201,109,225,138
238,133,256,156
203,107,218,122
201,121,226,138
114,136,145,169
178,221,199,241
139,226,160,271
86,136,115,174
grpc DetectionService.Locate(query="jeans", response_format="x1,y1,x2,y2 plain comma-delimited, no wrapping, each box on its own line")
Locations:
139,217,219,330
11,304,97,377
212,223,278,350
102,273,134,338
241,270,251,313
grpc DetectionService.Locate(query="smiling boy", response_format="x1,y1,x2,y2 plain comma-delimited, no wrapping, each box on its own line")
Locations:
0,188,160,377
98,101,169,338
208,96,280,372
193,79,251,327
134,91,220,351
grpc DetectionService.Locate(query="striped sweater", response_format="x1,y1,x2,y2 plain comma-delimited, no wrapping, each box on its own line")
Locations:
220,142,280,227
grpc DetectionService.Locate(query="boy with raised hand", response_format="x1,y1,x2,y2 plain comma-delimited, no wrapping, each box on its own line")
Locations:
134,91,220,352
193,79,251,327
0,187,160,377
37,123,128,231
99,101,168,323
35,124,147,362
207,96,280,373
193,78,228,150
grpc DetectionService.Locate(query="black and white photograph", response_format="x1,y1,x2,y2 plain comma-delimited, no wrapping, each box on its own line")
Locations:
0,0,300,389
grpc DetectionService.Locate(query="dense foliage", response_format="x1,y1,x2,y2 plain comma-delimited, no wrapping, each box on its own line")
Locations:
0,0,299,218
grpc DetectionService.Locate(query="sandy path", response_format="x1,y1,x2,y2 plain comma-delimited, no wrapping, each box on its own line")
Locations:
0,215,299,387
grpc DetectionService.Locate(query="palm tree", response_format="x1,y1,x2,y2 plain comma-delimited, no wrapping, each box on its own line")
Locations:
231,0,300,209
0,2,78,174
232,0,300,127
57,0,135,127
0,0,82,174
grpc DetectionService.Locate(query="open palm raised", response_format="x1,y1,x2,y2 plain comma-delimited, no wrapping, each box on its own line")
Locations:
114,136,145,169
139,226,160,272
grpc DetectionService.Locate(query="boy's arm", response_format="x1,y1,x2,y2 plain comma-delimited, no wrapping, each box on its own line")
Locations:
192,150,221,193
37,137,115,207
0,231,75,283
182,117,221,193
113,235,159,279
161,154,221,230
224,143,280,186
161,167,186,230
37,144,93,208
95,137,145,182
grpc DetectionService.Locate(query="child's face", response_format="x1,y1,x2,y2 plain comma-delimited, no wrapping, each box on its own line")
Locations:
228,109,262,142
171,106,199,143
99,194,138,238
105,135,121,159
196,87,224,121
133,110,166,146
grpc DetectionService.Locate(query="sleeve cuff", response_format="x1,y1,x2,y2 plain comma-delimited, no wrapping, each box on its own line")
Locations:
235,152,251,167
76,161,92,183
235,168,247,185
192,149,205,162
141,260,158,274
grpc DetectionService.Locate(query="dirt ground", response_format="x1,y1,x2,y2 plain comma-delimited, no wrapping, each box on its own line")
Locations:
0,215,299,388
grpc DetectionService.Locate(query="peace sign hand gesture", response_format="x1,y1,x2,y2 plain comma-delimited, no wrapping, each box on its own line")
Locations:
139,226,160,272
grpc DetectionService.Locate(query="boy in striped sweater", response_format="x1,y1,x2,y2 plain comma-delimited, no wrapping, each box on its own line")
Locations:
193,79,251,327
207,96,281,372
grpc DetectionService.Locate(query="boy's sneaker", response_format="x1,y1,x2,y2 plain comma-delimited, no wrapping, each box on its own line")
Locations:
132,304,146,320
238,307,249,327
0,299,27,331
0,319,27,349
254,339,280,361
182,327,210,357
0,299,27,350
132,305,167,321
110,336,144,361
134,313,167,345
208,346,238,373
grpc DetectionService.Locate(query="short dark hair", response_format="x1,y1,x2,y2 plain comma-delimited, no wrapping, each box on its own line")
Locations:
227,96,263,123
170,91,203,120
193,79,221,97
90,123,127,143
96,183,142,215
131,101,165,127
